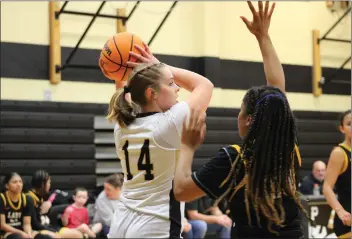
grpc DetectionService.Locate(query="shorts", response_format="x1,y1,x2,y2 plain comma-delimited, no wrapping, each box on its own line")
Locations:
108,202,182,239
334,215,351,237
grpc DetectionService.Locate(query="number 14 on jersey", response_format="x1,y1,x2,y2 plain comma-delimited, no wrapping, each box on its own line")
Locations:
122,139,154,181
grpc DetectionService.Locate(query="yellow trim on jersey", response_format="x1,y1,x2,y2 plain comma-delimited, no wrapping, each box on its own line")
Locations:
22,193,26,207
339,143,351,152
231,144,244,159
338,143,350,174
218,144,241,188
5,191,22,210
229,144,302,167
27,190,41,207
231,144,241,153
294,144,302,167
0,193,6,208
338,231,351,238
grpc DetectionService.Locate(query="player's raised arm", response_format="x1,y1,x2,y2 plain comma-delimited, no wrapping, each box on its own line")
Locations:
241,1,285,93
128,43,214,112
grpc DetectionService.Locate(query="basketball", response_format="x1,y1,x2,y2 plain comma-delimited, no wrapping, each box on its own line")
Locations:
99,32,145,82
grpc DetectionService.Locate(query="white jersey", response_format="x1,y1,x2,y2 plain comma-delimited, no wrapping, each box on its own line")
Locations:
114,101,190,224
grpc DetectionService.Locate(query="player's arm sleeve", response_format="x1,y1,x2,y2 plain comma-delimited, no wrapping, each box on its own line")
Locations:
154,101,190,149
23,195,33,217
0,195,4,215
191,147,238,199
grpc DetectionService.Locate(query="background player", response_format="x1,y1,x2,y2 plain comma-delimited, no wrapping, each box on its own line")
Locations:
106,43,213,238
323,110,351,239
0,172,33,239
173,1,307,238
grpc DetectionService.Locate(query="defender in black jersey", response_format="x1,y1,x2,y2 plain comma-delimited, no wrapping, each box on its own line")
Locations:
324,110,351,238
0,173,33,239
173,2,307,238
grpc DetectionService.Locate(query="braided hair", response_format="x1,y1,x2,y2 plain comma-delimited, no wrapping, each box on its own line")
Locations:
217,85,307,233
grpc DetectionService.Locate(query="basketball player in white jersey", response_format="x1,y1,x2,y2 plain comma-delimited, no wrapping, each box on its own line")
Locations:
106,43,213,238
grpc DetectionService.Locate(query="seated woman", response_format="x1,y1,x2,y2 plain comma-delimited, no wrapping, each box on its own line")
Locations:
93,174,123,236
27,170,83,239
0,172,33,239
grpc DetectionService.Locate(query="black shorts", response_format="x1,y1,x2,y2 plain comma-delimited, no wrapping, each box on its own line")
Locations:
334,215,351,237
232,214,304,239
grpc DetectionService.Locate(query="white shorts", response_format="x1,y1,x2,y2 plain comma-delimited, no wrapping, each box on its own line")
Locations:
108,202,182,238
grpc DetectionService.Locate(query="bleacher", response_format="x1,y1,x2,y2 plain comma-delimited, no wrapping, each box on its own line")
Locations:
0,100,343,191
0,100,103,191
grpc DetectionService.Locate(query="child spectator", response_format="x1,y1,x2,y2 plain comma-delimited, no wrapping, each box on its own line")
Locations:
61,188,102,238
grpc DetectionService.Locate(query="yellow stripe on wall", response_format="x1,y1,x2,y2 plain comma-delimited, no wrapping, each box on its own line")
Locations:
1,78,350,112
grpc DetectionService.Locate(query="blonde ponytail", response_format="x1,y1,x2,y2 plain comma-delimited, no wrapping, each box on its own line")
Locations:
106,88,139,128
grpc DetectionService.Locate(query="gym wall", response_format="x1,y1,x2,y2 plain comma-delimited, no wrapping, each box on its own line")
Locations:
1,1,350,112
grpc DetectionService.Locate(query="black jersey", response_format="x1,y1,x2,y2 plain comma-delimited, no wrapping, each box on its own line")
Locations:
335,143,351,212
26,190,47,231
0,192,31,232
192,144,303,239
333,143,351,237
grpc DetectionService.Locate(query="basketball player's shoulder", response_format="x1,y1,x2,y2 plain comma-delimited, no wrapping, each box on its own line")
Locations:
220,144,241,162
165,101,190,118
114,123,121,132
330,145,346,158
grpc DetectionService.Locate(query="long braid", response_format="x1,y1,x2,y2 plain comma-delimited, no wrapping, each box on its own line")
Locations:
215,86,308,234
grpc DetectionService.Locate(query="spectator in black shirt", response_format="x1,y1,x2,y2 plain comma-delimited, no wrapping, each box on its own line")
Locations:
299,160,326,195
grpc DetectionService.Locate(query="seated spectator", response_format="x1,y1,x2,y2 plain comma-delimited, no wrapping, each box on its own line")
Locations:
93,174,123,236
299,160,326,195
27,170,82,239
185,195,231,239
62,188,102,238
0,172,33,238
184,217,207,239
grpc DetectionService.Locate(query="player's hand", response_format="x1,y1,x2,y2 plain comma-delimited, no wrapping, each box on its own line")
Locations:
181,108,206,150
66,206,74,213
183,219,192,233
222,215,233,228
127,42,160,68
63,206,74,218
240,1,275,40
215,215,231,227
336,208,351,226
41,201,52,214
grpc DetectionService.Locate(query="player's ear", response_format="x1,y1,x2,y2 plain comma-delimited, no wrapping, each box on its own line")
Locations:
245,115,252,127
339,125,344,134
145,87,157,102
